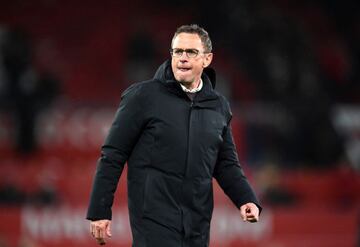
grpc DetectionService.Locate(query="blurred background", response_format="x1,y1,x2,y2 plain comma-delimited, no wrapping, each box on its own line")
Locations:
0,0,359,246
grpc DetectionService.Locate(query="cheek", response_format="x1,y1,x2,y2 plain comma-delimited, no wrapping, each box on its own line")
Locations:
193,65,203,75
171,59,177,72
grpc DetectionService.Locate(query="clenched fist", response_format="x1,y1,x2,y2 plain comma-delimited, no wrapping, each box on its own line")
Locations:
90,219,112,245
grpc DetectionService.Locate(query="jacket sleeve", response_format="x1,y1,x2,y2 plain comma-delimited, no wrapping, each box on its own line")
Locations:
213,120,262,212
86,84,147,220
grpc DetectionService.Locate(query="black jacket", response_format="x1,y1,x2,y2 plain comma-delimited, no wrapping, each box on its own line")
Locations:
87,60,261,243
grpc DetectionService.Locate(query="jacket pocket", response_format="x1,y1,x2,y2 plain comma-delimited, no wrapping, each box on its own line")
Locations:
127,175,146,220
142,169,182,230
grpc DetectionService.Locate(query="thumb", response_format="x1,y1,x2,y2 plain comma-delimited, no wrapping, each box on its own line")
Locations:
106,222,112,237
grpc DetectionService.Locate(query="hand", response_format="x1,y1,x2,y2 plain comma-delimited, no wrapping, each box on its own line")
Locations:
240,202,259,223
90,219,112,245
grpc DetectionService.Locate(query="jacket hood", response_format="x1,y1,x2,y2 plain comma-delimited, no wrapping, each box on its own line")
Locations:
153,60,216,89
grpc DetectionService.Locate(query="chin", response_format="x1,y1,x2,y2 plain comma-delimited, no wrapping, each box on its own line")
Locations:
176,76,193,85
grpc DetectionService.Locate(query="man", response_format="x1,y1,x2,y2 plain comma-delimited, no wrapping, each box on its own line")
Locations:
87,24,261,247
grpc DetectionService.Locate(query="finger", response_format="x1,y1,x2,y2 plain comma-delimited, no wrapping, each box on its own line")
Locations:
90,224,94,236
91,223,98,237
99,226,105,239
95,229,106,245
246,212,259,223
249,215,259,222
246,211,256,218
240,206,247,221
106,222,112,237
247,217,258,223
94,225,103,239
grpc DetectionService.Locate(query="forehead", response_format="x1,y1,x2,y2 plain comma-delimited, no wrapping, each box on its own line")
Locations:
172,33,204,50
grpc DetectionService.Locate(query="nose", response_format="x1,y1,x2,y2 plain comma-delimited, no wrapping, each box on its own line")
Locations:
177,50,188,59
179,53,188,62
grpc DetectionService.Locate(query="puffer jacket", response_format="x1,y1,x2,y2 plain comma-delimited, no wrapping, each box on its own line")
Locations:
87,60,261,244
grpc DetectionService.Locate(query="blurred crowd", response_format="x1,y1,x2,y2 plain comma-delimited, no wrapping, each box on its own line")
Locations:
0,1,359,246
0,26,59,154
0,0,359,206
194,0,359,169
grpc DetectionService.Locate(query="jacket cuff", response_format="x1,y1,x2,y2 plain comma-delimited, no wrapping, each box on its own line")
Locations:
235,192,263,214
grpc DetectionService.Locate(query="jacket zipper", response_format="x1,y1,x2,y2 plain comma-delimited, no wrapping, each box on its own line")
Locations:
180,100,194,237
185,100,194,175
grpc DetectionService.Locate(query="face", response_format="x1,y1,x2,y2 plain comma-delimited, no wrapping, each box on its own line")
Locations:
171,33,213,87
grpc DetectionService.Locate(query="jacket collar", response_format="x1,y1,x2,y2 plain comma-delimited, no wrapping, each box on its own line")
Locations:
153,60,219,102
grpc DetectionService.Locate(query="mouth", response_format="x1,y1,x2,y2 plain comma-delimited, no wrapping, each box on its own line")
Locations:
178,67,191,72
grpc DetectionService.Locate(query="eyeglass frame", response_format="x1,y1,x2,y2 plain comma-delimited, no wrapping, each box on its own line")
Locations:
169,48,210,58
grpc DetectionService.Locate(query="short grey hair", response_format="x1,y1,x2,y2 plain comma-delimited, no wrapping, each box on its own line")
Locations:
171,24,212,53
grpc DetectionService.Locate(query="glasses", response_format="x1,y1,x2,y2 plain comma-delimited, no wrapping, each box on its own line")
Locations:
170,48,203,58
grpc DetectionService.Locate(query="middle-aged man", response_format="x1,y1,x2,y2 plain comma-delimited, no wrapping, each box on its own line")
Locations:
87,24,261,247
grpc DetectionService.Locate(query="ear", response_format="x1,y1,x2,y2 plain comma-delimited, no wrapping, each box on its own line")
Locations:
203,53,213,68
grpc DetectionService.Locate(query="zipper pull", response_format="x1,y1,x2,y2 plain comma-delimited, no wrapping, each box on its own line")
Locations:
190,101,194,107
